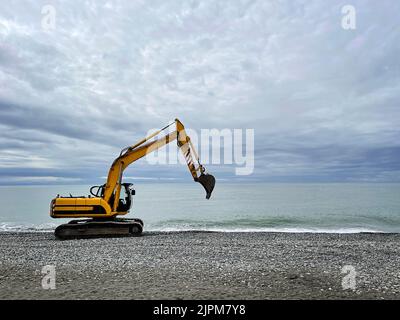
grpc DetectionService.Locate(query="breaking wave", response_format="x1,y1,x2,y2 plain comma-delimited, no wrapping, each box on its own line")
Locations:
0,216,396,234
0,222,57,232
146,217,391,233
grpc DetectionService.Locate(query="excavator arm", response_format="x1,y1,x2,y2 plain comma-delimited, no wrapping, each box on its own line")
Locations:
103,119,215,211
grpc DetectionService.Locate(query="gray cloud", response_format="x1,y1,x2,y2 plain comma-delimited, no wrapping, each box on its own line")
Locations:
0,0,400,184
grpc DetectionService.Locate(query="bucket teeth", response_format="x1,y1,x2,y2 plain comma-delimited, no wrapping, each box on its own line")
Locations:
196,173,216,199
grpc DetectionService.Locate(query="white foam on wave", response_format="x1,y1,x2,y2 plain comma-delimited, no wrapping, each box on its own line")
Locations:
146,226,387,234
0,222,56,232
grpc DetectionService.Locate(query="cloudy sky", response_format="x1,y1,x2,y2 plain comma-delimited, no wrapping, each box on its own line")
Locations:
0,0,399,185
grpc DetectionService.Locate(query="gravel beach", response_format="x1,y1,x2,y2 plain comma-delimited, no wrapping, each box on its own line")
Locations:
0,231,399,300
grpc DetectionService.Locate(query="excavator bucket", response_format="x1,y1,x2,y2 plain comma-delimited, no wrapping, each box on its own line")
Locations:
196,173,215,199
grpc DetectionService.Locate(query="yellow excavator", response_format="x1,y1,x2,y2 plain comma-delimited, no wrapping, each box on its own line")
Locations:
50,119,215,239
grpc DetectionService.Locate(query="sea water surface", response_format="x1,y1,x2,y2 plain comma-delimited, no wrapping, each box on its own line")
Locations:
0,183,399,233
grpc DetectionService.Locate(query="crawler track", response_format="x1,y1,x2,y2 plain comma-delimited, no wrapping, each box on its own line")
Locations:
54,218,144,240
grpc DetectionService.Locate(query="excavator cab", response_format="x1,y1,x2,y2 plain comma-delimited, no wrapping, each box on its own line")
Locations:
117,183,134,212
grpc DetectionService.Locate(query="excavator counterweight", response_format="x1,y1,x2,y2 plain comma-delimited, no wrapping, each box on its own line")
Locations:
50,119,215,239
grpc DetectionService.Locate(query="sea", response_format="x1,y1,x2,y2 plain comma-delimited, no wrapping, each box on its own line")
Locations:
0,183,399,233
